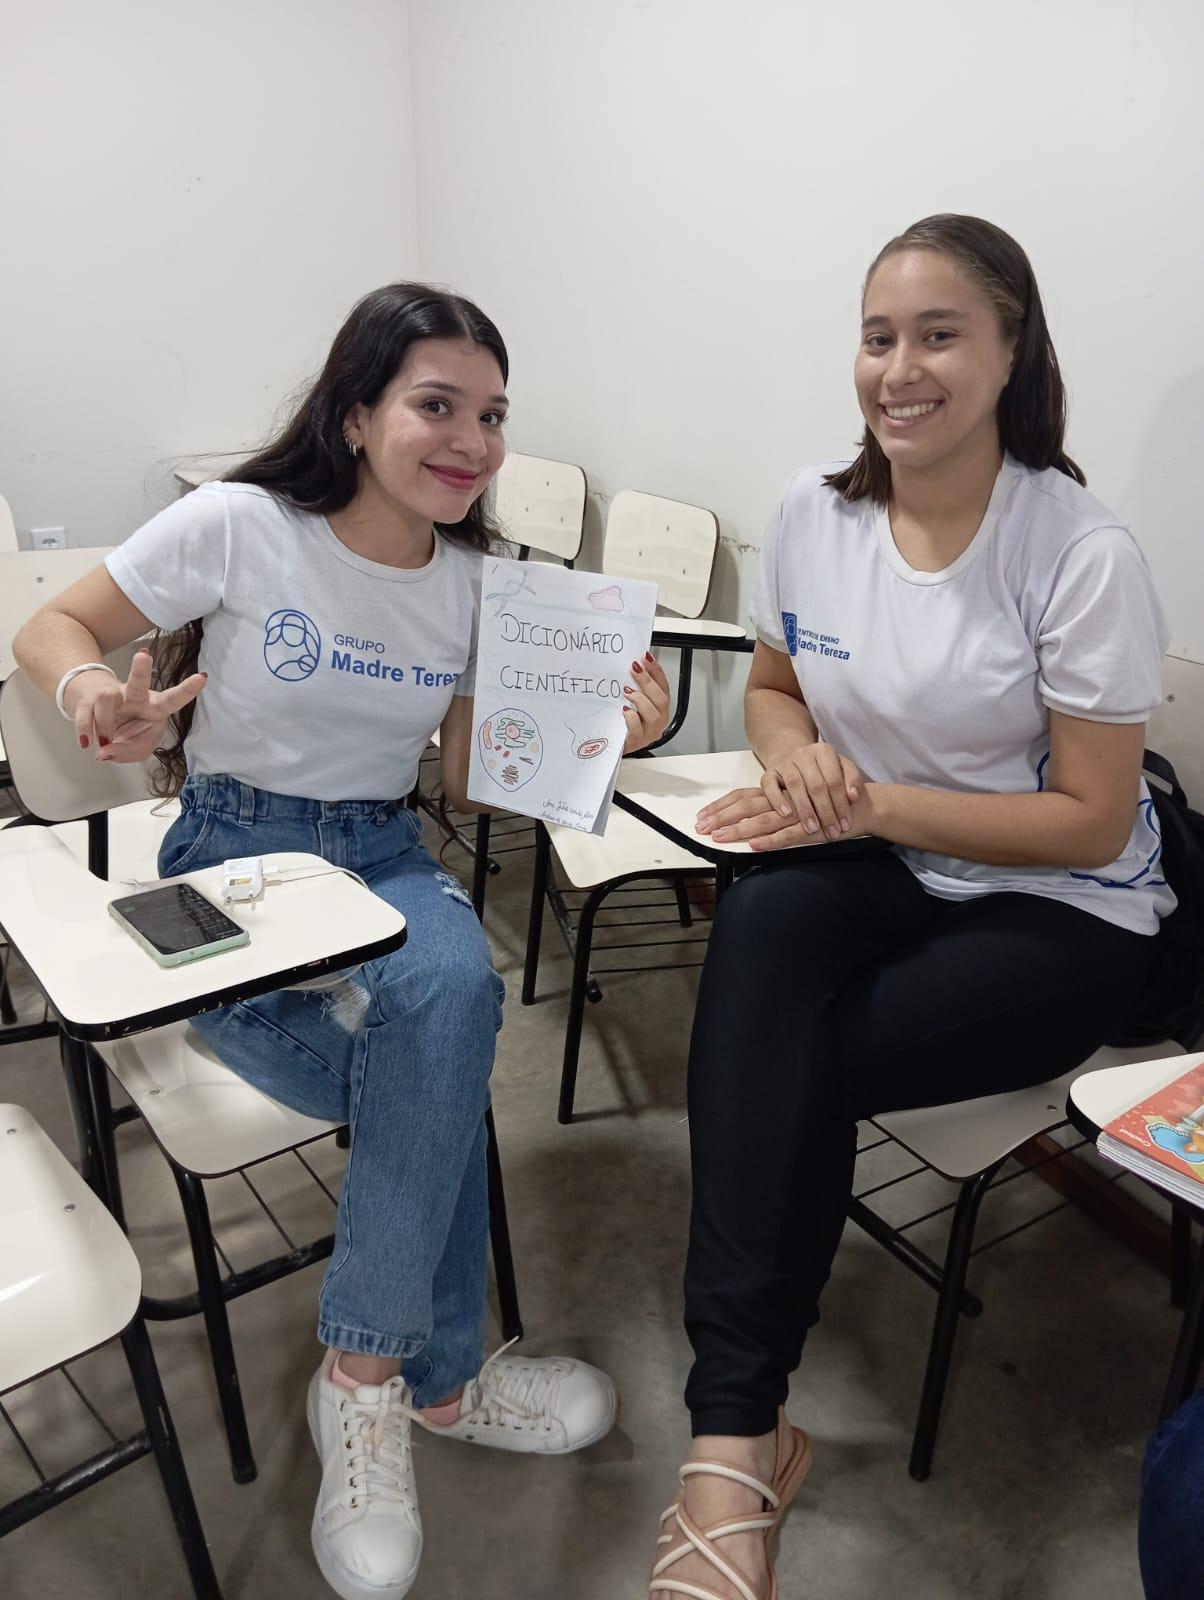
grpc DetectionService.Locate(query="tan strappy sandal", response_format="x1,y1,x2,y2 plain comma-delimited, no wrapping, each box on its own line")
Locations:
650,1410,812,1600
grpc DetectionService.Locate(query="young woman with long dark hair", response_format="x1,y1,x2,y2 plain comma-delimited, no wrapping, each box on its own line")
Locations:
648,216,1172,1600
14,282,670,1600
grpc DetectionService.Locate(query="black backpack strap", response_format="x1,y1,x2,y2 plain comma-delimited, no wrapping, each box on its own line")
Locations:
1143,748,1188,808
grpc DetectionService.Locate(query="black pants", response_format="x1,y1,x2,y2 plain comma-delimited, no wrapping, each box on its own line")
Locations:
683,850,1153,1437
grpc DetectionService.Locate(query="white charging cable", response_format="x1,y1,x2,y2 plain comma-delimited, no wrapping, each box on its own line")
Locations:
238,859,372,990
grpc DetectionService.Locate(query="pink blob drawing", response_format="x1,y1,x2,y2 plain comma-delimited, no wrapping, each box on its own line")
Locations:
588,584,624,613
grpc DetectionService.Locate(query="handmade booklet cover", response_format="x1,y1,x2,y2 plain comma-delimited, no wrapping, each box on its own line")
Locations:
466,557,659,834
1098,1056,1204,1203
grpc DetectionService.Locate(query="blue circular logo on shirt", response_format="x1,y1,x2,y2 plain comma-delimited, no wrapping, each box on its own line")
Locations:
264,608,321,681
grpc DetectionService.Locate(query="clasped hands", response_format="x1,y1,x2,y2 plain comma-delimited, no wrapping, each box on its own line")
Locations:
696,742,876,851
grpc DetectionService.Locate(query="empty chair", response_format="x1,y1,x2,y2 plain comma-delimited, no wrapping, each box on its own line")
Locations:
606,488,747,742
605,488,720,620
521,488,752,1114
494,451,587,563
0,1102,221,1597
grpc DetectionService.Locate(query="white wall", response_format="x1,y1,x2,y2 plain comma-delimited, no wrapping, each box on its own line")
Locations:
0,0,419,548
409,0,1204,746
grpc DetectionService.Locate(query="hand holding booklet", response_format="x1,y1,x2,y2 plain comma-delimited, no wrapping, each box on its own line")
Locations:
467,557,659,835
1098,1055,1204,1205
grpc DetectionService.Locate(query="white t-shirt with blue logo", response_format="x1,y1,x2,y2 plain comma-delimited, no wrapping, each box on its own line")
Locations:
106,482,482,801
748,454,1175,935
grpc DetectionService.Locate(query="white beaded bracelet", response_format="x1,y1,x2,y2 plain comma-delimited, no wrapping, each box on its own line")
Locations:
55,662,117,720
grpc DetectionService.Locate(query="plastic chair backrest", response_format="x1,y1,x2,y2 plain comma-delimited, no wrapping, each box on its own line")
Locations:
1148,654,1204,806
0,645,155,821
0,495,17,554
494,453,587,562
0,1102,141,1389
603,490,718,618
0,547,115,676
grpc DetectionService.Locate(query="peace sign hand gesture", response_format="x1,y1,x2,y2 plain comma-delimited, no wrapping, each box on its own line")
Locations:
65,648,207,763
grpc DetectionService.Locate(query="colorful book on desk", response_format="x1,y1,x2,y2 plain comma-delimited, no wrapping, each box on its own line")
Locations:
1098,1058,1204,1205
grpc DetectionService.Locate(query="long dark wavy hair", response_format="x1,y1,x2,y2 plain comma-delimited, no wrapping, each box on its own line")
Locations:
825,214,1084,504
151,282,509,796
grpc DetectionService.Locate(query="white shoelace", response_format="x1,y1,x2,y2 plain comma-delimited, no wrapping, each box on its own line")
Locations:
337,1379,420,1514
460,1337,565,1432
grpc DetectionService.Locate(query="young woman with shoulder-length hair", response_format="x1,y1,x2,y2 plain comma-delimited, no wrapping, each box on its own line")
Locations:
648,216,1171,1600
15,282,671,1600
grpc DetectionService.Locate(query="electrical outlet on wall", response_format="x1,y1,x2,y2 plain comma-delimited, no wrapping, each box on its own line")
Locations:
31,526,67,550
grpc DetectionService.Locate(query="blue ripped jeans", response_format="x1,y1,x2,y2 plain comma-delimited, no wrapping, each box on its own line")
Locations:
158,774,505,1406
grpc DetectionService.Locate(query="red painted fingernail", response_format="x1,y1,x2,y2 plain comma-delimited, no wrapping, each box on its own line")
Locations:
645,652,654,661
632,660,644,674
79,735,89,749
98,736,110,747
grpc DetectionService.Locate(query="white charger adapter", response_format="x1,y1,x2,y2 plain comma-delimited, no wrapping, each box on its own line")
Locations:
221,856,264,903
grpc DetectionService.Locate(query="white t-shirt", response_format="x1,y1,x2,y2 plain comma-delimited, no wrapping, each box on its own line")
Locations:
749,454,1175,935
106,482,482,801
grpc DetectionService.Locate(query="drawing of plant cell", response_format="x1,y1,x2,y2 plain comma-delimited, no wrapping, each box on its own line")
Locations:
479,708,543,789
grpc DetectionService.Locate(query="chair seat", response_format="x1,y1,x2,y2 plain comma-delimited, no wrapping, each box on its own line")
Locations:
0,1104,141,1389
95,1019,340,1179
548,805,709,889
651,616,746,640
52,795,179,883
872,1039,1185,1182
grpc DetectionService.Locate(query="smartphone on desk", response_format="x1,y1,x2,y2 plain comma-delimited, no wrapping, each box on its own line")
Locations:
108,882,250,967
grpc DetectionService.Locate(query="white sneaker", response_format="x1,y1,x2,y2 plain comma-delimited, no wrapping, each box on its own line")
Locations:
416,1338,618,1455
306,1351,423,1600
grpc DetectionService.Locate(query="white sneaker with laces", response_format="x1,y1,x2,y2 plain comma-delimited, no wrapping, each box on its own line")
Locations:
306,1351,423,1600
417,1338,618,1455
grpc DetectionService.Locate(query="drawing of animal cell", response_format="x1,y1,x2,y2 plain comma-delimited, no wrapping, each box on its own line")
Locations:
479,708,542,789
